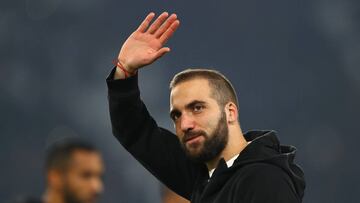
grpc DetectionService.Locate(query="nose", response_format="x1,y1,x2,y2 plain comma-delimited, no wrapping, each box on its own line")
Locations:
91,178,104,195
180,113,195,133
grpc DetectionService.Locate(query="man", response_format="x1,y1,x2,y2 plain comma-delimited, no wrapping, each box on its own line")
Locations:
14,139,104,203
162,187,190,203
107,12,305,202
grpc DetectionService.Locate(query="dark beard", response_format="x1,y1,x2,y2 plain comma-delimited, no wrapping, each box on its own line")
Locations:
64,188,81,203
63,185,82,203
181,111,229,163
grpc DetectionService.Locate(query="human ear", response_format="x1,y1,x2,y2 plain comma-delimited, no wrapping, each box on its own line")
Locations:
48,169,63,189
225,102,238,123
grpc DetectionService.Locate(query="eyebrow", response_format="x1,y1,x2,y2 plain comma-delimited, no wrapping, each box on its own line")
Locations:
185,100,206,110
169,100,207,118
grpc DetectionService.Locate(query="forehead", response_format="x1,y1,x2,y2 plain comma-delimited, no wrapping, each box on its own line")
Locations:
170,78,213,106
69,150,103,170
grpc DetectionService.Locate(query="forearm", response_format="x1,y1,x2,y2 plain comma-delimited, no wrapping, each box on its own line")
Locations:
106,68,201,199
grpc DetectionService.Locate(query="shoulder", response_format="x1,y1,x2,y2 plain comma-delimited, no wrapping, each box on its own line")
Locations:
8,197,43,203
234,162,288,180
236,162,291,188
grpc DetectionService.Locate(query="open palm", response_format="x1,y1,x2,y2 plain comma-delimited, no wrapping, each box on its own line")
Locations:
118,12,180,72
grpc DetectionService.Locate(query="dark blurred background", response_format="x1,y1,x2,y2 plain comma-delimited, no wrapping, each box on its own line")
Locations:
1,0,360,202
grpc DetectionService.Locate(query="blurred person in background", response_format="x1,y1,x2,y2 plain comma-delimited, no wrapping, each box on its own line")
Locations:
12,139,104,203
107,12,305,202
162,187,189,203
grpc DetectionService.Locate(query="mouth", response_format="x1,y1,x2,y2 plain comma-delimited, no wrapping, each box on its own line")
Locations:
184,134,205,146
185,135,200,142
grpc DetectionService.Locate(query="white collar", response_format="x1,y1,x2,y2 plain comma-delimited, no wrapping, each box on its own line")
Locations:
208,141,252,178
208,154,239,178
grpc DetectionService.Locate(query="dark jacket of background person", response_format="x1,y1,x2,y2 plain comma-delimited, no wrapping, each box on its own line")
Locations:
107,70,305,203
9,197,42,203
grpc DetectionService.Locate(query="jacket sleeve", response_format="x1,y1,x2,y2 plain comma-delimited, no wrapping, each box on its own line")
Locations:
106,68,204,200
232,163,301,203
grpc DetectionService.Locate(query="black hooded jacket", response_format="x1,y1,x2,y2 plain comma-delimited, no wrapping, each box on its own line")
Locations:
107,70,305,202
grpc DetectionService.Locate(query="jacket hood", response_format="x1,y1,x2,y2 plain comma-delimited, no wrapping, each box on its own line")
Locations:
230,130,306,199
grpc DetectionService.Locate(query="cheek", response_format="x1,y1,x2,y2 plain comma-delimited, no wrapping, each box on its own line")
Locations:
174,121,181,134
207,118,218,127
62,175,82,195
68,173,90,191
203,114,221,132
68,175,84,190
174,126,186,144
175,128,183,141
197,115,214,128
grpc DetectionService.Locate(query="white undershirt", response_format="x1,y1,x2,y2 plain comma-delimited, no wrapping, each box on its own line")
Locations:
208,141,251,178
208,154,239,178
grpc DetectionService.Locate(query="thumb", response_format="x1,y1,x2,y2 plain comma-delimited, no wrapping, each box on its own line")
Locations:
153,47,170,61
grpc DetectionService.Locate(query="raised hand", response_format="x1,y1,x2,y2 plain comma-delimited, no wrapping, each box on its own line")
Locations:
116,12,180,77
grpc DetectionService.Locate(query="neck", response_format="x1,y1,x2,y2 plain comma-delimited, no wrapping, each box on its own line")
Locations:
206,124,247,170
43,188,64,203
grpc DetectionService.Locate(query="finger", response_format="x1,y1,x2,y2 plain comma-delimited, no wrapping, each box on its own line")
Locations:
155,13,177,38
153,47,170,60
136,12,156,33
147,12,169,34
159,20,180,44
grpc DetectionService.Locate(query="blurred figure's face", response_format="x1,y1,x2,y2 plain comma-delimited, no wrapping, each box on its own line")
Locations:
61,150,104,203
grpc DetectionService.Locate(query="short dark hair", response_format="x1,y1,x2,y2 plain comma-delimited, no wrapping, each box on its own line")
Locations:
45,139,98,172
170,68,239,108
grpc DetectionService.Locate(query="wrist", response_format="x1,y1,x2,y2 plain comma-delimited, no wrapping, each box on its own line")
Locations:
117,58,137,75
113,59,137,79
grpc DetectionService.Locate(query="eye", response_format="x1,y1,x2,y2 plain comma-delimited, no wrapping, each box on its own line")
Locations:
81,171,93,180
171,112,181,121
193,104,204,112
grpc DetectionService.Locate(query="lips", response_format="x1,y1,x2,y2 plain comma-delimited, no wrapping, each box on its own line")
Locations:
185,135,201,143
183,131,206,144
